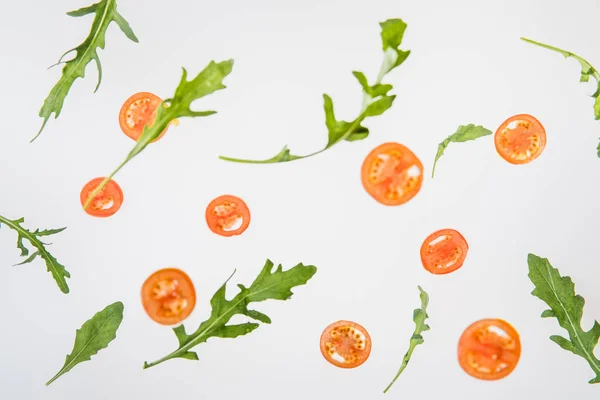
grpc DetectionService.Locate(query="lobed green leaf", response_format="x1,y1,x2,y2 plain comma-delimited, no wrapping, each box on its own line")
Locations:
527,253,600,384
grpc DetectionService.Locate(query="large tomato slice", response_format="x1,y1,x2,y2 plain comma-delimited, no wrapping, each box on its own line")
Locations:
320,320,372,368
458,319,521,380
205,195,251,237
361,142,424,206
119,92,171,142
80,177,124,218
494,114,546,164
141,268,196,326
420,228,469,275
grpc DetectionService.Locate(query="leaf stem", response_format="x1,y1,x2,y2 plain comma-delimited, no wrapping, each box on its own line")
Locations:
82,157,128,210
383,344,417,393
521,37,600,81
218,46,391,164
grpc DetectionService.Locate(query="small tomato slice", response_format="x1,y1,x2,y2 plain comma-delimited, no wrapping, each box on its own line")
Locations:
141,268,196,326
119,92,170,142
458,319,521,380
494,114,546,164
420,228,469,275
320,320,372,368
80,177,124,218
361,142,424,206
205,195,251,237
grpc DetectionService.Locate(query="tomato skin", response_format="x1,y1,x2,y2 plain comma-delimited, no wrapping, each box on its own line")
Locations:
457,318,521,381
361,142,424,206
320,320,372,369
420,228,469,275
205,195,251,237
80,177,124,218
141,268,196,326
119,92,169,142
494,114,546,165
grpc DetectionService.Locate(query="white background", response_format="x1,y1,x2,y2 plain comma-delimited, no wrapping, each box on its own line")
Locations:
1,0,599,398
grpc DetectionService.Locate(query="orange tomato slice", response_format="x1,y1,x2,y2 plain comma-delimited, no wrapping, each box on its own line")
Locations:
458,319,521,380
80,177,124,218
320,320,372,368
494,114,546,164
119,92,171,142
205,195,251,237
361,142,424,206
141,268,196,326
420,228,469,275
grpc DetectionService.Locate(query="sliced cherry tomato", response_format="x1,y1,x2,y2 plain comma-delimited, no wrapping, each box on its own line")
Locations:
420,228,469,275
119,92,171,142
141,268,196,326
494,114,546,164
458,318,521,380
80,177,124,218
361,142,424,206
205,195,251,237
320,320,372,368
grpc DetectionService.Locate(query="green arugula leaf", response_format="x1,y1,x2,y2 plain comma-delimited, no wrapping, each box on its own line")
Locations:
0,215,70,293
431,124,492,178
46,301,124,385
383,286,430,393
82,59,233,210
522,37,600,157
143,259,317,369
34,0,138,142
527,254,600,384
218,18,410,164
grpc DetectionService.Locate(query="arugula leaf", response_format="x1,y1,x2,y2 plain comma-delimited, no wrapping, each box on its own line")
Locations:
143,259,317,369
218,18,410,164
0,215,70,293
34,0,138,142
431,124,492,178
527,253,600,384
522,37,600,156
82,59,233,210
383,286,430,393
46,301,124,385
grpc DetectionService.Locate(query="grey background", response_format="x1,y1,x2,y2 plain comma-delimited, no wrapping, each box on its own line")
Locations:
1,0,599,398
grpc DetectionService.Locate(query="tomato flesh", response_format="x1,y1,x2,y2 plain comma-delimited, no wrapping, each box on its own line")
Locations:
320,320,372,368
119,92,170,142
205,195,251,237
80,177,124,218
494,114,546,164
420,229,469,274
361,142,423,206
141,268,196,326
458,319,521,380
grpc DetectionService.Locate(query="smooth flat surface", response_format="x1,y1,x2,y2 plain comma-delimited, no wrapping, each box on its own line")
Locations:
1,0,599,398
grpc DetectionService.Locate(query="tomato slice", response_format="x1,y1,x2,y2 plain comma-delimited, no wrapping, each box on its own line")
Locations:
141,268,196,326
361,142,424,206
119,92,171,142
320,320,372,368
494,114,546,164
420,228,469,275
205,195,251,237
458,319,521,380
80,177,124,218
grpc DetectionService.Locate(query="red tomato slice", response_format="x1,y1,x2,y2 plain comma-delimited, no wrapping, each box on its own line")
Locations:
420,229,469,274
494,114,546,164
205,195,251,237
80,177,124,218
361,142,424,206
320,320,372,368
458,318,521,380
141,268,196,326
119,92,170,142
